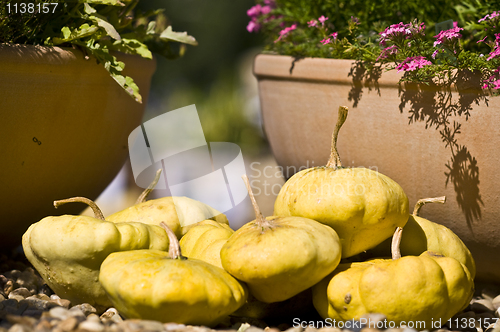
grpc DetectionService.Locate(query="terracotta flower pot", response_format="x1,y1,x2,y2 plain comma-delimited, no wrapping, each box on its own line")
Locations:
254,54,499,282
0,44,156,249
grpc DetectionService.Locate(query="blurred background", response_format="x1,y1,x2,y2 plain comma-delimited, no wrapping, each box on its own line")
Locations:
82,0,285,229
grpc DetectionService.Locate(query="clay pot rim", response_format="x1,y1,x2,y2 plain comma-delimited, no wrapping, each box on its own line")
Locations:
0,42,156,76
253,53,486,92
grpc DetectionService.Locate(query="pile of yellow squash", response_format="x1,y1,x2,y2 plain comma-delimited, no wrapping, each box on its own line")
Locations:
22,106,475,329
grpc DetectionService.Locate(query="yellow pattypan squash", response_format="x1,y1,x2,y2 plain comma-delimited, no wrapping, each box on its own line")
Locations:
274,107,409,258
179,219,234,269
22,197,169,312
221,176,342,303
369,196,476,279
313,228,474,330
99,223,247,326
107,170,229,239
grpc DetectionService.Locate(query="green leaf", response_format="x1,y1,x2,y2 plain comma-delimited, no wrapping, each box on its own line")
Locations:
52,24,99,45
146,22,156,35
112,38,153,59
84,3,97,14
90,16,121,40
160,26,198,46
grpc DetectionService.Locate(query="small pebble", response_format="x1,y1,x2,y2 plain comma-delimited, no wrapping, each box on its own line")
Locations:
245,327,266,332
6,315,37,327
34,319,52,332
10,288,32,299
126,320,165,332
472,299,496,313
482,288,500,301
49,307,70,320
50,295,61,301
78,320,104,332
164,323,186,331
22,309,44,318
8,324,32,332
100,308,122,325
71,304,96,317
492,295,500,310
57,317,80,332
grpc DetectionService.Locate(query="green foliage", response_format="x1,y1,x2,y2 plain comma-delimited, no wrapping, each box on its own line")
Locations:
0,0,197,103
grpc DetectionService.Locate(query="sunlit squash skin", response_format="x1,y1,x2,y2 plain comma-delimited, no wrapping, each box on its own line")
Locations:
23,215,169,311
179,219,233,269
221,215,342,303
99,249,247,326
274,167,409,258
312,251,474,330
274,106,409,258
107,196,229,239
368,197,476,279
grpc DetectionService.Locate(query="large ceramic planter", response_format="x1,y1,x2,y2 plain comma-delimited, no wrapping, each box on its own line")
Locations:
254,54,500,282
0,44,156,248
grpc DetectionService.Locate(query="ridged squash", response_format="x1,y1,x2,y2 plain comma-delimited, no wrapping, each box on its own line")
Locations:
369,196,476,278
180,219,315,319
179,219,233,269
99,223,247,326
221,176,342,303
107,171,229,239
313,228,474,330
274,107,409,258
22,197,169,312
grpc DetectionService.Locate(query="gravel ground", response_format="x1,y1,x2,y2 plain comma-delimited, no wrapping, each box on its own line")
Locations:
0,251,499,332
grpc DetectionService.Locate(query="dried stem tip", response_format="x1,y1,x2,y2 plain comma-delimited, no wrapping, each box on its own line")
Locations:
242,175,273,229
136,168,163,204
413,196,446,216
160,222,183,260
54,197,105,221
391,227,403,260
326,106,349,169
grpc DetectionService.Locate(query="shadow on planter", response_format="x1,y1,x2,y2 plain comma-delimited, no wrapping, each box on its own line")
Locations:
346,61,488,229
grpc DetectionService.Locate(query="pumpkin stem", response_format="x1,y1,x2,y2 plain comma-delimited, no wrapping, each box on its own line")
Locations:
413,196,446,216
160,222,185,260
242,175,273,229
136,168,163,204
54,197,105,220
326,106,349,169
391,227,403,260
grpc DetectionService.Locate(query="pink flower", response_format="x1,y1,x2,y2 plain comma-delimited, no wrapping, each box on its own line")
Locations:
261,5,272,15
396,56,432,72
274,24,297,43
379,21,425,46
330,32,338,40
318,15,328,26
431,49,439,59
479,11,500,23
376,45,398,61
247,19,260,33
308,20,318,27
320,38,331,45
487,47,500,61
477,36,487,43
263,0,276,7
433,24,463,47
247,4,261,18
487,33,500,61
